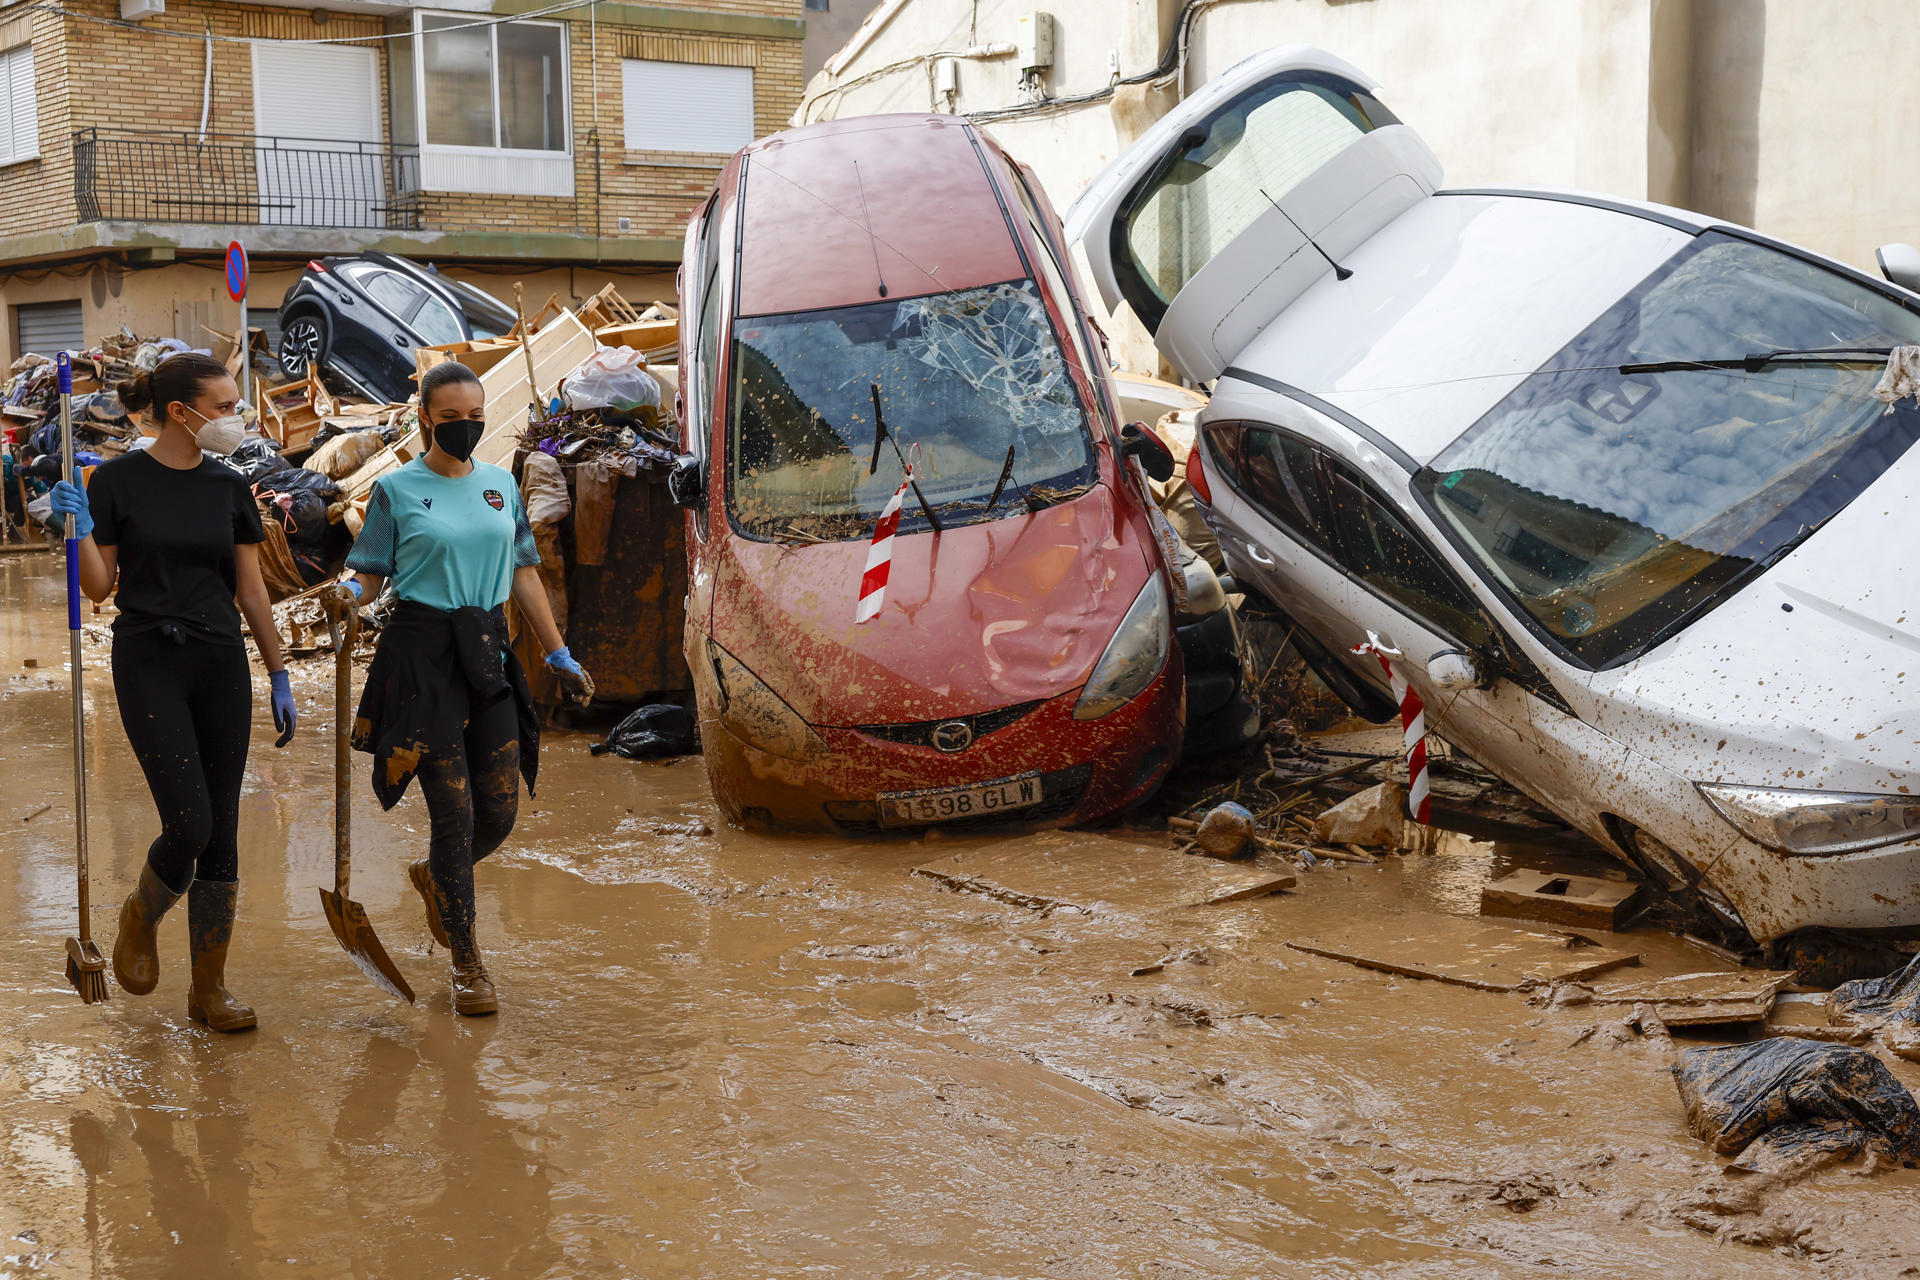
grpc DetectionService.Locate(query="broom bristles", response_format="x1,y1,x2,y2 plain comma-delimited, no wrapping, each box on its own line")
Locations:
65,939,109,1005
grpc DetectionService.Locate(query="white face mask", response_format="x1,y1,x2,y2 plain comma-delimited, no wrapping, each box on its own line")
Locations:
183,405,247,455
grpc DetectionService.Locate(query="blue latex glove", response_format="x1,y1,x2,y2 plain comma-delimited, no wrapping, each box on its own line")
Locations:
336,577,364,604
269,669,296,748
544,646,595,705
49,480,93,539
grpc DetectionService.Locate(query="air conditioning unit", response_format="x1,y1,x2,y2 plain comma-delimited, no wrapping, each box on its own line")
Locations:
120,0,164,19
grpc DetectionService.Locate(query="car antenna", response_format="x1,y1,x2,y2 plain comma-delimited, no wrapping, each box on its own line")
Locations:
852,161,890,299
869,383,942,532
1261,187,1352,282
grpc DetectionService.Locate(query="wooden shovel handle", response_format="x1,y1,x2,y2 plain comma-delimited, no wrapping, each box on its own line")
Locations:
330,602,356,898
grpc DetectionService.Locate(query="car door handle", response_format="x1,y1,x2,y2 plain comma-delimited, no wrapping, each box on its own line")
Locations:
1244,541,1276,566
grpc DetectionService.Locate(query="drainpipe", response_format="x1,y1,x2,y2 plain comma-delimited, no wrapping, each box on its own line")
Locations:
197,22,212,141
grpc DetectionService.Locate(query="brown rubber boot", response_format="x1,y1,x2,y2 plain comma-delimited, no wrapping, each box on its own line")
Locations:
112,864,183,995
185,881,256,1033
408,859,450,949
449,942,498,1017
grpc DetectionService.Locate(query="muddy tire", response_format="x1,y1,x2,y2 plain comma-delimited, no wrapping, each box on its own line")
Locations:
279,308,329,381
1614,821,1761,959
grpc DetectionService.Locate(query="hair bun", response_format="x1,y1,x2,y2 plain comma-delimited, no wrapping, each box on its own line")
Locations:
115,371,154,413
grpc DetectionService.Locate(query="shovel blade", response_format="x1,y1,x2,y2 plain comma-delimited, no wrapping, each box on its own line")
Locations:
318,888,416,1004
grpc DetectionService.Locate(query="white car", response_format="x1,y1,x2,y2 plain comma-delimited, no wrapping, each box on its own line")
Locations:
1066,46,1919,960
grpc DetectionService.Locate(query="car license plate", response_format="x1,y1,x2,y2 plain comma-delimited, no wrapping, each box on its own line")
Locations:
878,772,1044,827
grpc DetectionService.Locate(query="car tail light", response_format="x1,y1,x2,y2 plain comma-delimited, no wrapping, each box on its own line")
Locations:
307,259,327,273
1186,432,1214,505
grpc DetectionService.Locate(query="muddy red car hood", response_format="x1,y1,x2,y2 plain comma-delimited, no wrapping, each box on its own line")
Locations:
710,484,1153,725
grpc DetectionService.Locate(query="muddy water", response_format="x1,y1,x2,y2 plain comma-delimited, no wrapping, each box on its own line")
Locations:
3,554,1919,1278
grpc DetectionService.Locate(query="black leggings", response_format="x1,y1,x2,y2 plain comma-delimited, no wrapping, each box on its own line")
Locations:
415,688,520,946
111,630,252,893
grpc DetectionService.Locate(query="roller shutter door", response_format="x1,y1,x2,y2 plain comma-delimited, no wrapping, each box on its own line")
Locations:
15,300,83,357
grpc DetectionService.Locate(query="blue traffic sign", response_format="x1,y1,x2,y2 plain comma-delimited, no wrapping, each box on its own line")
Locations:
225,241,248,302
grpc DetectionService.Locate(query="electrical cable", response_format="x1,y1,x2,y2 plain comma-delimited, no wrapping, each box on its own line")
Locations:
964,0,1254,124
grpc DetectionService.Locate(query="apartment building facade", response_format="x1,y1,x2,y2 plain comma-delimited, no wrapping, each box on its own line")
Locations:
0,0,804,364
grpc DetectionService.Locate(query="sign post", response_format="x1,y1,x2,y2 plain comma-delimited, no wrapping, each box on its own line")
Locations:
224,241,249,406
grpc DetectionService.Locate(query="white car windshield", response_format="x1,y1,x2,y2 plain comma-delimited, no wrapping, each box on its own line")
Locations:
726,280,1098,541
1416,232,1920,668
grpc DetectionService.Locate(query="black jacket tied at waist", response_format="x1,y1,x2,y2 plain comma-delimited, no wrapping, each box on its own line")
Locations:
352,601,539,810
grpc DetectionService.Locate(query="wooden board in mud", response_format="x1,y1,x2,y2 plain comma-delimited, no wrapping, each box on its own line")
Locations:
912,838,1294,914
1286,916,1641,992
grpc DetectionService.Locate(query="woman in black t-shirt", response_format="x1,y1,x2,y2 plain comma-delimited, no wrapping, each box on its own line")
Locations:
47,353,296,1033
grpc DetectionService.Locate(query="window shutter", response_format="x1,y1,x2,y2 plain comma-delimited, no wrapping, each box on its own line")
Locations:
622,60,754,153
2,45,36,164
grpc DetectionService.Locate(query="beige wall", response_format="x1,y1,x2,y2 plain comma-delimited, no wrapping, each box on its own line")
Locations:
803,0,1920,371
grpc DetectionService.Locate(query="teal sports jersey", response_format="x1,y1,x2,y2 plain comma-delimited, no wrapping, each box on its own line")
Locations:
347,458,540,611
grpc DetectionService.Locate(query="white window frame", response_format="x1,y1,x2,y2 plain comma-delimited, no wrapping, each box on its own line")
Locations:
406,11,573,197
1,42,39,167
621,59,754,155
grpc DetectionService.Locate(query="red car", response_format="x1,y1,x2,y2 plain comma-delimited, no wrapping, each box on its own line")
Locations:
670,114,1187,833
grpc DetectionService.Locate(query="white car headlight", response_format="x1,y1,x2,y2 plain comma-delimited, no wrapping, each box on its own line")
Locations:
1696,783,1920,856
708,642,828,761
1073,575,1171,721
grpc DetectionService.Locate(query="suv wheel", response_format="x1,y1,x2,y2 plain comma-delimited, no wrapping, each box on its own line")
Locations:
279,311,328,380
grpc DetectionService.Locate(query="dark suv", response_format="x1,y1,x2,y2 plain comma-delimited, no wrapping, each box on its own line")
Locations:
276,252,516,403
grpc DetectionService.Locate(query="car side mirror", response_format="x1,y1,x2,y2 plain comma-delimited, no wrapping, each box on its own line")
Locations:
668,454,705,508
1877,243,1920,293
1120,420,1175,483
1426,648,1483,691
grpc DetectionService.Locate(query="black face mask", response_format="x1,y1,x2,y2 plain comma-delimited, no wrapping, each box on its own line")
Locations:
431,418,484,463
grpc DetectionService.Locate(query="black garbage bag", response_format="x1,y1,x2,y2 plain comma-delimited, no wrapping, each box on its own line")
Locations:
227,436,289,482
591,704,698,759
1673,1038,1920,1172
1830,951,1920,1029
253,465,339,504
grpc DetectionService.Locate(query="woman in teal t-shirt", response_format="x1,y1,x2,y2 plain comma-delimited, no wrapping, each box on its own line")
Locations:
339,361,593,1016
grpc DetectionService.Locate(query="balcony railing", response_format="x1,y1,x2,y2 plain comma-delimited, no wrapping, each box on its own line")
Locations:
73,129,424,230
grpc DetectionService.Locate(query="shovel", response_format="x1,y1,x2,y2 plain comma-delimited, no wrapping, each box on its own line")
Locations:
319,602,414,1004
57,352,108,1004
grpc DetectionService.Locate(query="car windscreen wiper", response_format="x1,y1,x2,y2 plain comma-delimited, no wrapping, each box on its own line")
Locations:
1619,345,1897,376
866,383,942,533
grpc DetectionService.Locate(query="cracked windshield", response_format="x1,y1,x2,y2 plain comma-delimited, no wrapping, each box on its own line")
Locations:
726,279,1098,540
1418,233,1920,666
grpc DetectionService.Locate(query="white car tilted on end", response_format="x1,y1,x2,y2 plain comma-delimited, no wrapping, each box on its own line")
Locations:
1067,46,1919,960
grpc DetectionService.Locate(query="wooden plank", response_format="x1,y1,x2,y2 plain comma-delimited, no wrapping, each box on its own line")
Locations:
1286,916,1641,993
1480,867,1642,931
913,838,1294,915
1586,970,1795,1025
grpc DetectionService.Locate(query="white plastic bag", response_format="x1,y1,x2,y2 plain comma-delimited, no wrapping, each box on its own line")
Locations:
562,346,662,413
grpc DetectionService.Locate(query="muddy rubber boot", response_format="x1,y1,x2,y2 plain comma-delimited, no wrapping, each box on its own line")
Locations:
112,864,183,996
408,859,451,949
449,942,498,1017
185,881,256,1033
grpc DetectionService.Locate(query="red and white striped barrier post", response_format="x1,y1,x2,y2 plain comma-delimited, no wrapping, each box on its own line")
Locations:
1351,632,1431,824
855,467,913,624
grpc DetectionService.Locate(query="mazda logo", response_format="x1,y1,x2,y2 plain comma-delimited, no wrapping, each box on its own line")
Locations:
931,721,974,753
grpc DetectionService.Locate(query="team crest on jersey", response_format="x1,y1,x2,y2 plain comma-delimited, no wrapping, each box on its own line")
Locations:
483,489,504,511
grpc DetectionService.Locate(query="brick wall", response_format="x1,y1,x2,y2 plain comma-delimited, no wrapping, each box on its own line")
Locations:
0,5,75,240
422,9,805,244
0,0,802,254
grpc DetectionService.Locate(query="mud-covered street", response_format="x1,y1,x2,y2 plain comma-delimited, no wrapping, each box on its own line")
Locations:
4,552,1920,1278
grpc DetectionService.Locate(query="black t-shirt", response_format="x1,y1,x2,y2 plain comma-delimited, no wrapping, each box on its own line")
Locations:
87,450,266,642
